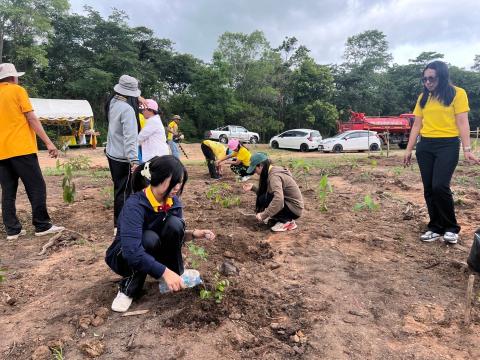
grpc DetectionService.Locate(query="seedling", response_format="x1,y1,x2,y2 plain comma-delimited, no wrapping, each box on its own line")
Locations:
62,163,76,204
354,195,379,211
392,166,403,177
370,159,378,168
200,273,230,304
316,175,333,212
289,159,311,189
0,268,5,283
187,242,208,269
52,346,64,360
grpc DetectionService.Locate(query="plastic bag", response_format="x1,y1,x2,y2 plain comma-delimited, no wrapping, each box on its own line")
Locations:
467,229,480,273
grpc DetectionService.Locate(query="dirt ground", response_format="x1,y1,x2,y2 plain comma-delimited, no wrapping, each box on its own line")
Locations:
1,144,480,359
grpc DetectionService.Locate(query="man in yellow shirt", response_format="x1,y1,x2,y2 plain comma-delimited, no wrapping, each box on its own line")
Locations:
167,115,181,158
201,139,231,179
0,63,64,240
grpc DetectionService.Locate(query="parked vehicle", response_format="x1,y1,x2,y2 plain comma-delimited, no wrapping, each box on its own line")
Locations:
338,111,414,149
319,130,382,153
204,125,260,144
269,129,322,152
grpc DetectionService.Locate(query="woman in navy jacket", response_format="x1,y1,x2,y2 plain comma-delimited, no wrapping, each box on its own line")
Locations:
105,155,215,312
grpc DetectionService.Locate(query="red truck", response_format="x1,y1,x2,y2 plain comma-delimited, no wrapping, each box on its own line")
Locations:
338,111,415,149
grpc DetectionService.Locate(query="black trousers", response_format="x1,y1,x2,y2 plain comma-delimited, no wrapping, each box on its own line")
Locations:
231,164,250,177
256,193,299,223
109,215,185,298
201,143,219,178
0,154,52,235
107,157,132,227
416,137,460,234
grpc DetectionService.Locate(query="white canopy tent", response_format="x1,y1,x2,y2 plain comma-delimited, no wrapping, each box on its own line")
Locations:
30,98,97,147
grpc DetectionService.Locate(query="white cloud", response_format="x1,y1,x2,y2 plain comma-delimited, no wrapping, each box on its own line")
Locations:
69,0,480,68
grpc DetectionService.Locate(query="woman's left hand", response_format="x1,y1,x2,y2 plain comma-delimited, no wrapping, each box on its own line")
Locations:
255,213,263,222
465,152,480,164
193,229,216,240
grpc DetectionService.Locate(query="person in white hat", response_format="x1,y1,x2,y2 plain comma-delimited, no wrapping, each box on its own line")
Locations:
137,99,170,162
0,63,64,240
105,75,143,232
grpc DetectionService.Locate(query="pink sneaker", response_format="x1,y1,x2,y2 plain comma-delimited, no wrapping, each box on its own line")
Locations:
271,220,297,232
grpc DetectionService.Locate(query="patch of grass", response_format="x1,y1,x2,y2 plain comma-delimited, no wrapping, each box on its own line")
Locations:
316,175,333,212
100,186,114,209
454,175,470,186
354,195,380,211
206,183,241,208
51,346,64,360
0,267,6,283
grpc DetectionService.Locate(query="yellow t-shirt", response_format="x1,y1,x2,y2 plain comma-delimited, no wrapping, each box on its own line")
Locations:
0,83,36,160
139,113,146,129
203,140,227,159
233,146,251,167
413,86,469,138
167,120,178,141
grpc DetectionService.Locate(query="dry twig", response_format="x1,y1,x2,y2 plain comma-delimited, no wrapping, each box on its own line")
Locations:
38,231,64,256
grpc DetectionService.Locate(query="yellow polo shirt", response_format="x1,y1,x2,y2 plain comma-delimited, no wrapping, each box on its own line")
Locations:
0,83,37,160
233,146,251,167
167,120,178,141
413,86,469,138
202,140,227,159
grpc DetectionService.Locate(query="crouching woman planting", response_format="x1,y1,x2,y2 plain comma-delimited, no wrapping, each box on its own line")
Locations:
105,155,215,312
243,153,304,232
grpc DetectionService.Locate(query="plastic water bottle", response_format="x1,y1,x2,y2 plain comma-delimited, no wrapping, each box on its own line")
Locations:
159,269,203,294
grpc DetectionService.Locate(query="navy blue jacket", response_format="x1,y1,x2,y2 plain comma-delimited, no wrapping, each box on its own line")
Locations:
105,191,183,279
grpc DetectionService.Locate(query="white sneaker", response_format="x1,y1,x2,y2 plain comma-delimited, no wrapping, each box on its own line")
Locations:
443,232,459,244
111,291,133,312
271,220,298,232
240,176,251,182
6,229,27,240
35,225,65,237
420,231,441,242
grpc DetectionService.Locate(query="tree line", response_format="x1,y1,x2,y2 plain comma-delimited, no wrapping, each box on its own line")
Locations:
2,0,480,142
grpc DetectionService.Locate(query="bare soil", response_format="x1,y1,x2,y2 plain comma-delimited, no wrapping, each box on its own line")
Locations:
1,145,480,359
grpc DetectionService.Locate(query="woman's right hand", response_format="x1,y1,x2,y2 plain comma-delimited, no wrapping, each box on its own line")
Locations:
242,183,253,192
403,150,412,167
162,268,185,292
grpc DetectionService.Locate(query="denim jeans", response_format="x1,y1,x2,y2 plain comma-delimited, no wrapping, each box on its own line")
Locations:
168,140,180,159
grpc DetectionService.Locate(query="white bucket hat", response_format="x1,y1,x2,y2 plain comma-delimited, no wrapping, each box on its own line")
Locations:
113,75,141,97
0,63,25,79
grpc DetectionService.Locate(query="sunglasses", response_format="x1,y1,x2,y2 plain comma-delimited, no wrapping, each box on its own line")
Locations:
422,76,437,83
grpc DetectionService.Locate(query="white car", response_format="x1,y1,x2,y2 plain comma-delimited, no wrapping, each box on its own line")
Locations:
269,129,322,152
204,125,260,144
319,130,382,152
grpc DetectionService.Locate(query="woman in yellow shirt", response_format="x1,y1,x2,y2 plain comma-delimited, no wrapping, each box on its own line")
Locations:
404,61,479,244
216,139,252,181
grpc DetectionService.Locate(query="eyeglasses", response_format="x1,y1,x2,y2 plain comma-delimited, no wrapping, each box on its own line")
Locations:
422,76,437,83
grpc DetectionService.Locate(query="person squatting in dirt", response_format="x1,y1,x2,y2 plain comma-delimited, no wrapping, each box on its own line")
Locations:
105,155,215,312
200,139,232,179
242,152,304,232
216,138,253,182
404,60,480,245
0,63,65,240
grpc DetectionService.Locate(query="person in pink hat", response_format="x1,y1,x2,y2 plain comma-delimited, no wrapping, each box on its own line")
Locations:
216,138,253,181
0,63,64,240
138,99,170,162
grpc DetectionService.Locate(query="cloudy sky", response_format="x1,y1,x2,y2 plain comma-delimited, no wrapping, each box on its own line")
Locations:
69,0,480,68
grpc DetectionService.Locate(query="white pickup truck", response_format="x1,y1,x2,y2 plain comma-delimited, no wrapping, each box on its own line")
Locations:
204,125,260,144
